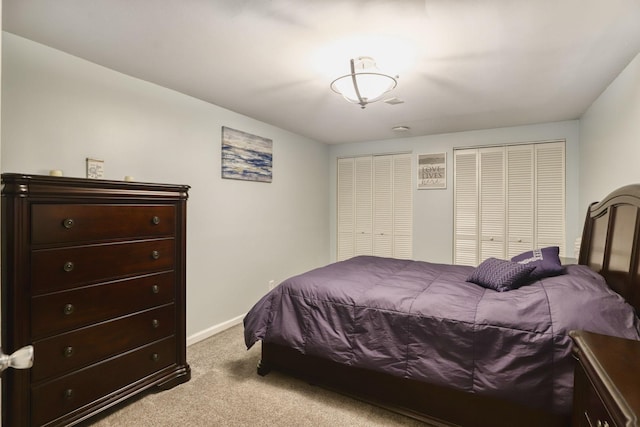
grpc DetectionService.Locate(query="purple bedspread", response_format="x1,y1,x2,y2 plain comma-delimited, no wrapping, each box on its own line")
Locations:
244,256,640,414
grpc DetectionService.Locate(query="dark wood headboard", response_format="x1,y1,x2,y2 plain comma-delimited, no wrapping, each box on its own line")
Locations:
579,184,640,312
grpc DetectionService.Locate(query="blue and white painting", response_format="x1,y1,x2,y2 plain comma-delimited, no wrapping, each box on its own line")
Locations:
221,127,272,183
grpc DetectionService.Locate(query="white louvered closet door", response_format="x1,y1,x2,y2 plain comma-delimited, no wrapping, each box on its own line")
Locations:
506,145,534,258
373,155,394,257
393,153,413,259
337,158,355,261
354,156,373,255
337,154,413,261
535,142,566,254
454,150,479,266
479,147,506,260
453,141,566,265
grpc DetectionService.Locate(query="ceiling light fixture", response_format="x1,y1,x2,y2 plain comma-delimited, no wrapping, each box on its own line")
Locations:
330,56,398,109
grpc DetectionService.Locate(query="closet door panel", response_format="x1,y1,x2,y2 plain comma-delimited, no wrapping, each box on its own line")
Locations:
337,158,355,261
373,234,393,257
337,154,413,262
454,150,478,266
393,154,413,259
453,141,565,265
479,148,505,260
373,155,394,257
337,233,354,261
536,142,566,254
354,157,373,255
506,145,534,258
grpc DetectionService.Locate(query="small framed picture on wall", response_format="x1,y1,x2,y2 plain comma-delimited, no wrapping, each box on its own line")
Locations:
417,152,446,189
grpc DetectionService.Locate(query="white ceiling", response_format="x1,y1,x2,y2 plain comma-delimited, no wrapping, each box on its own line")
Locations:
3,0,640,144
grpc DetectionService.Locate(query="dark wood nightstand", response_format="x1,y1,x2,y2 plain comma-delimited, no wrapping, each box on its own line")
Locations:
570,330,640,427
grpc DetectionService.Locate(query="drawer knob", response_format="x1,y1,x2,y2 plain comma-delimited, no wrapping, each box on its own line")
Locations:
151,353,159,362
62,218,75,229
597,421,610,427
151,284,160,294
64,389,74,400
151,250,160,260
63,346,74,358
152,216,160,225
63,304,75,315
152,319,160,328
63,261,74,272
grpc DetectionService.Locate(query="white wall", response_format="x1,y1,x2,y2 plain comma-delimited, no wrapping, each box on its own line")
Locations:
329,120,581,263
579,52,640,213
1,33,330,340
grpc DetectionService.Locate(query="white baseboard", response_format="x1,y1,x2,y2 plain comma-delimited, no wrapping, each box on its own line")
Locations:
186,313,246,346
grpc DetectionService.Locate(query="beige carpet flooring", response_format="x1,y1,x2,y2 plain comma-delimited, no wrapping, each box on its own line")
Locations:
81,324,426,426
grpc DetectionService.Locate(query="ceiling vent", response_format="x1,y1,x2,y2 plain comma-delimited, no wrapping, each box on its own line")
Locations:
384,97,405,105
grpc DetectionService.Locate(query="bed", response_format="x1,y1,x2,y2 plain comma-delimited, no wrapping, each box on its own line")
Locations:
243,184,640,427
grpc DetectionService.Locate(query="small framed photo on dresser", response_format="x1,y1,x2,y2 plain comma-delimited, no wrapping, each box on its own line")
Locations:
86,158,104,179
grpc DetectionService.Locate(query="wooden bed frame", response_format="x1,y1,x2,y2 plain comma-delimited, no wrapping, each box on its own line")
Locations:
256,184,640,427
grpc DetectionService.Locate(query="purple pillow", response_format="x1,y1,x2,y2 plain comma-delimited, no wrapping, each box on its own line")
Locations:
467,258,535,292
511,246,564,280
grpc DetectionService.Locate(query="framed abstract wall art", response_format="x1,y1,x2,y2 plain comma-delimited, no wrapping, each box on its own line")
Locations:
221,126,273,183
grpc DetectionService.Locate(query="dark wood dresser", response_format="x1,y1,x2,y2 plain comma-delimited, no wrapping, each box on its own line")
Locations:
570,330,640,427
1,173,191,426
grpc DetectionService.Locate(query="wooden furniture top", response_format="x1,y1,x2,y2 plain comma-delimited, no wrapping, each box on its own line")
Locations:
571,330,640,427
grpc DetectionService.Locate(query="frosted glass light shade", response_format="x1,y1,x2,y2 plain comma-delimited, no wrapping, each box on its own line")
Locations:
330,57,397,108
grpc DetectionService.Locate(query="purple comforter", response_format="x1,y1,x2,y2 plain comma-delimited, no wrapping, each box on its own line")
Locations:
244,256,640,414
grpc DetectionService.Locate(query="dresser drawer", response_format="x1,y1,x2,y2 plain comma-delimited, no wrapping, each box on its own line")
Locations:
32,271,175,338
32,204,175,245
31,336,176,427
584,388,615,427
32,304,175,382
570,331,638,427
580,369,616,427
32,238,175,294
